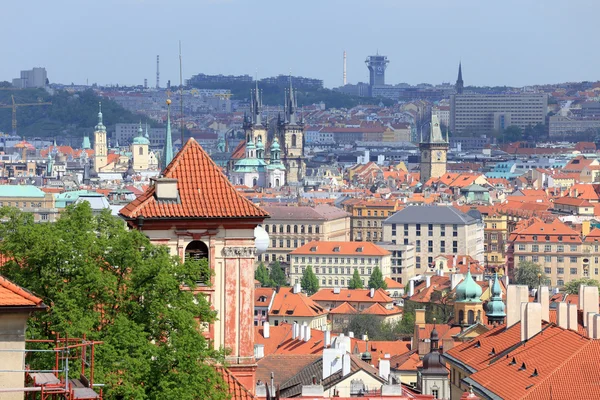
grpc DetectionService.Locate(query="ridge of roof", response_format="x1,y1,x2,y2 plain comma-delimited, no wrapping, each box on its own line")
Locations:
0,275,46,308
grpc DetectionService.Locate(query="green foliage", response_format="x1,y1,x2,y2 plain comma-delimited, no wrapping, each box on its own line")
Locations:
0,203,228,400
348,269,364,289
269,260,288,287
564,278,600,294
0,88,141,137
301,265,320,296
368,266,387,290
346,312,414,341
500,125,523,143
514,261,549,289
255,262,272,287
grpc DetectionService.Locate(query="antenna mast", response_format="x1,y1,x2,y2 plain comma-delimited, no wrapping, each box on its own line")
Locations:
156,55,160,89
179,41,184,145
343,50,347,85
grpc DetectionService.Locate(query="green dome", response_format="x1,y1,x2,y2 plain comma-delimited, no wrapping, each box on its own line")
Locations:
133,136,150,145
256,140,265,149
271,137,280,150
455,267,482,302
486,273,506,317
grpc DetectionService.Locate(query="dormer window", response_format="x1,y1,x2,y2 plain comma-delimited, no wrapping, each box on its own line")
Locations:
333,247,341,252
310,246,317,252
532,235,537,241
356,247,363,253
558,235,563,242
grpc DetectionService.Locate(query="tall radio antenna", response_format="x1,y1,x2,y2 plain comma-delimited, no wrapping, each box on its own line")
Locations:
156,55,160,89
179,41,184,145
343,50,347,86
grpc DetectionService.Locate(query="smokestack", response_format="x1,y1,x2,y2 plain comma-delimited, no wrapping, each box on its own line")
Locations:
425,275,431,288
370,287,375,298
537,286,549,322
408,280,415,297
263,321,270,339
343,50,347,86
324,330,331,348
156,55,160,89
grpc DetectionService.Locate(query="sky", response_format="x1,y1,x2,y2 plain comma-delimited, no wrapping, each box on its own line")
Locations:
4,0,599,89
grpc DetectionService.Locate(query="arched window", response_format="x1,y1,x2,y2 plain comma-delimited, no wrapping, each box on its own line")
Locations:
275,178,280,187
252,178,258,187
458,310,465,325
468,310,475,325
287,225,291,233
294,225,298,233
292,134,297,147
239,178,243,185
139,147,143,155
185,240,208,261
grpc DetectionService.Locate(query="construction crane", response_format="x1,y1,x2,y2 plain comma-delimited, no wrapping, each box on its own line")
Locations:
0,95,52,137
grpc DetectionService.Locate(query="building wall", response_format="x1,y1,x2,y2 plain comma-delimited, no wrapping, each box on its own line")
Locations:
132,143,149,170
450,93,547,134
0,193,58,222
382,221,484,273
289,253,391,289
0,313,29,400
483,214,507,271
93,129,107,173
350,203,398,242
379,244,415,285
268,314,327,330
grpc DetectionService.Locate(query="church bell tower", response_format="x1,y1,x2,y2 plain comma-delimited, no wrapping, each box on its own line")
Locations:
419,114,448,183
278,77,305,184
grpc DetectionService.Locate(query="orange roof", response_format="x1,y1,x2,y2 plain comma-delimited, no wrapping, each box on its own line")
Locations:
230,140,246,160
361,302,402,316
385,277,404,289
255,323,329,356
311,288,393,304
290,241,390,257
269,287,326,318
511,218,581,243
120,139,269,220
0,275,46,309
215,366,256,400
329,301,358,314
255,288,275,307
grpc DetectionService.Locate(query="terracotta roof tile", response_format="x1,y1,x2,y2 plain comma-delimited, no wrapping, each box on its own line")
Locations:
291,241,390,257
269,287,326,318
311,288,394,304
215,366,256,400
0,275,46,309
120,138,269,219
328,301,358,314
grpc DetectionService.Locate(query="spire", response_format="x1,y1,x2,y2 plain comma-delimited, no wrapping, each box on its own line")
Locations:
486,273,506,323
252,80,262,126
456,62,464,94
430,318,439,351
138,121,144,137
95,102,106,132
163,99,174,170
427,114,446,143
145,122,150,139
286,75,297,125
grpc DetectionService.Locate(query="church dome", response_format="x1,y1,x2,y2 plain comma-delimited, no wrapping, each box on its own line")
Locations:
455,267,482,302
271,137,281,150
486,273,506,317
133,136,150,145
256,140,265,150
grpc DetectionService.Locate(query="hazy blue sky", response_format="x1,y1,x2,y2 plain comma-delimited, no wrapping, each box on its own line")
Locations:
4,0,598,88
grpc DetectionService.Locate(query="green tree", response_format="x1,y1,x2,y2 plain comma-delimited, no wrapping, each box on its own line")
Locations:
348,269,364,289
564,278,600,294
255,262,272,287
502,125,523,143
269,260,288,287
368,266,387,290
0,203,228,400
301,265,320,295
514,261,548,289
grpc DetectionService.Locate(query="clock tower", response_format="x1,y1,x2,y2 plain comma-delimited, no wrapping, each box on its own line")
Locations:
420,115,448,183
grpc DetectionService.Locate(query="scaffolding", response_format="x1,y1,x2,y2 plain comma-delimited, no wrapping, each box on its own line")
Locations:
0,334,103,400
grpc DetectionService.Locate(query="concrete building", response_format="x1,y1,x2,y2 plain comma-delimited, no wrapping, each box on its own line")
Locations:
549,115,600,137
450,93,547,134
258,205,350,267
0,185,58,222
115,123,178,148
377,242,416,285
12,67,47,88
432,105,450,127
348,199,402,242
382,206,485,273
289,241,391,289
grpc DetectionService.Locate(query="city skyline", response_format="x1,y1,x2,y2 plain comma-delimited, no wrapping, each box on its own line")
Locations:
4,0,600,88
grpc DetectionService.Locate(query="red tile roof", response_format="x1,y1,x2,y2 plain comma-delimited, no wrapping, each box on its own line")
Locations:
0,275,46,309
215,366,256,400
311,288,393,304
290,241,390,257
269,287,326,318
329,301,358,314
120,138,269,219
361,302,402,316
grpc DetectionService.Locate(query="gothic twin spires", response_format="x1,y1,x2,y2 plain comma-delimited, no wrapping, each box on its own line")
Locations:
284,76,299,125
162,99,173,170
250,80,263,126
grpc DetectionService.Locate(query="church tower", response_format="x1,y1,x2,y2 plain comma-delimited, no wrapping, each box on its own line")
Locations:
419,322,450,399
243,81,268,146
279,77,305,184
453,267,484,327
485,273,506,325
456,62,464,94
132,121,150,171
93,102,108,173
419,114,448,183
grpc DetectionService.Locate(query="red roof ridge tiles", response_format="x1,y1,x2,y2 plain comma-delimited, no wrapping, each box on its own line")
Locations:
119,138,269,220
0,275,46,308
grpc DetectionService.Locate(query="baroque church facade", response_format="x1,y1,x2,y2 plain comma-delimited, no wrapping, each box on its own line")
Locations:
229,79,305,188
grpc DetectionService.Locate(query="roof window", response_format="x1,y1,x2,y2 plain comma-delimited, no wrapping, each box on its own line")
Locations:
356,247,364,253
333,247,341,252
310,246,317,252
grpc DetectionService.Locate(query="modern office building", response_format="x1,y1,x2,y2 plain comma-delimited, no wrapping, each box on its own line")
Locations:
382,206,485,271
12,67,47,88
450,93,547,134
115,123,177,148
548,115,600,137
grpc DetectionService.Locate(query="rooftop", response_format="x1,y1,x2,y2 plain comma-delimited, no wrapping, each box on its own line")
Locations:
291,241,390,257
385,205,480,225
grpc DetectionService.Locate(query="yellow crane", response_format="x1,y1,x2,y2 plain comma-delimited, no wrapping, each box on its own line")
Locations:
0,95,52,137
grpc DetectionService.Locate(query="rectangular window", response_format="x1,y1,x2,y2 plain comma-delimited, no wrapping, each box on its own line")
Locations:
557,267,564,274
557,245,564,253
544,245,551,252
545,256,551,262
532,244,539,252
532,255,538,262
428,240,433,252
518,256,525,261
416,256,421,269
440,240,446,253
557,256,564,263
544,267,551,274
416,240,421,252
518,244,526,251
570,256,578,263
570,245,577,252
428,224,433,236
570,268,578,275
416,224,421,236
453,241,458,253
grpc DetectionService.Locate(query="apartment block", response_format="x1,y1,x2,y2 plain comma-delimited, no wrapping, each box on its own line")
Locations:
450,93,547,134
348,199,402,242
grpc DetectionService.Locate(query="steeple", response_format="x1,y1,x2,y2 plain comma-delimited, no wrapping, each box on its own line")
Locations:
162,99,174,170
424,115,447,144
285,75,297,125
486,273,506,325
252,80,262,126
456,62,464,94
95,102,106,132
270,137,281,161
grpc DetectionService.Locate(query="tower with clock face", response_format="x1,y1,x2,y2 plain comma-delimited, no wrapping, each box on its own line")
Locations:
420,115,449,183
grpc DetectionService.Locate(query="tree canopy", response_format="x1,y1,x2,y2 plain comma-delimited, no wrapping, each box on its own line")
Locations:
269,260,288,287
564,278,600,294
254,262,272,287
300,265,320,296
0,203,228,400
348,269,364,289
368,266,387,290
514,261,548,289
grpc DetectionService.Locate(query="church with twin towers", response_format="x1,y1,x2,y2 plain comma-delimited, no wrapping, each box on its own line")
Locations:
229,78,306,188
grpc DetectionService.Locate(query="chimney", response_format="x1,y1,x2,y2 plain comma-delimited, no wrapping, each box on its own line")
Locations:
425,275,431,288
582,286,599,327
462,256,467,265
557,302,568,329
408,280,415,297
567,303,578,331
254,344,265,360
154,177,178,200
537,286,549,322
594,314,600,339
348,331,354,338
293,283,301,294
333,287,341,294
415,309,426,327
439,268,444,277
379,359,391,381
582,220,591,237
503,274,510,288
342,353,351,377
453,256,457,268
299,323,306,341
292,322,298,340
450,273,464,290
324,330,331,348
301,384,325,398
361,334,368,341
322,348,344,379
304,324,312,342
520,302,542,341
506,285,529,327
263,321,270,339
578,284,585,310
370,287,375,298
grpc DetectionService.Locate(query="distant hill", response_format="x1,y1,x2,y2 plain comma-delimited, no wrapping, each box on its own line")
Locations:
0,88,140,138
189,80,393,109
